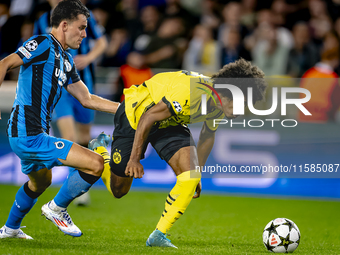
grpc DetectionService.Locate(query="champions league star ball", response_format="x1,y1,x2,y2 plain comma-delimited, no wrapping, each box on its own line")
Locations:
262,218,300,253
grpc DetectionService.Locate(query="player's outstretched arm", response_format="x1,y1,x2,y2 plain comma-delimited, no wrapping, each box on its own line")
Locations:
126,101,172,179
0,54,24,119
193,122,216,198
66,80,119,114
197,122,216,168
0,54,23,87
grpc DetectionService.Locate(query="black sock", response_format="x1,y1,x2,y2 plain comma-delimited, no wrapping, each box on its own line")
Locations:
78,170,100,185
24,182,43,199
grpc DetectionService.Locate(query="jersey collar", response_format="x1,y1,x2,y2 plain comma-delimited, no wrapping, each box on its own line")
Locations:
49,33,65,53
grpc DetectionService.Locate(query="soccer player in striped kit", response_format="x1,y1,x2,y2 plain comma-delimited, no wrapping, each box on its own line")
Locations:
34,0,107,206
0,0,118,239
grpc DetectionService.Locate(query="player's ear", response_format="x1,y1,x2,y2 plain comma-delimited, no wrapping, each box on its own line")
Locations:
61,21,68,32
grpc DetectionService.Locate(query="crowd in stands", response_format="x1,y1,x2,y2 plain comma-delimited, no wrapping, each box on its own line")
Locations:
1,0,340,121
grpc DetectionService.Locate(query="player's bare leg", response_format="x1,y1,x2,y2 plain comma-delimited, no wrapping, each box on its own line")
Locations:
58,143,104,176
1,168,52,240
106,172,133,198
146,146,201,248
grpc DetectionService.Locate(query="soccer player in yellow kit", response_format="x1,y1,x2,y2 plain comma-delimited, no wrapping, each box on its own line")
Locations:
89,59,267,248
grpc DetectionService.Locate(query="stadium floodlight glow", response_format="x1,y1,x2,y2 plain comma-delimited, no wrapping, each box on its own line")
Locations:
201,85,312,116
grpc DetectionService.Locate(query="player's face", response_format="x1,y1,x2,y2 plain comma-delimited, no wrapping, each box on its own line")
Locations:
217,96,239,119
65,14,87,49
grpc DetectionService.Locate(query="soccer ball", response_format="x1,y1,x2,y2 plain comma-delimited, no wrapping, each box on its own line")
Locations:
262,218,300,253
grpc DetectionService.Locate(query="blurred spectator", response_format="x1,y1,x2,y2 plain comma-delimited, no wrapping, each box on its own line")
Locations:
240,0,257,30
139,0,166,9
90,0,124,35
121,0,142,44
0,0,10,28
17,19,34,48
0,0,25,59
308,0,332,47
140,17,186,69
29,2,51,22
326,0,340,21
34,0,60,35
322,31,340,52
90,2,110,33
133,5,161,52
334,17,340,39
271,0,288,27
199,0,222,38
217,2,250,44
102,28,132,67
183,24,220,75
161,0,199,32
115,52,153,102
286,22,319,78
299,47,340,123
244,9,294,53
252,23,290,76
220,28,251,66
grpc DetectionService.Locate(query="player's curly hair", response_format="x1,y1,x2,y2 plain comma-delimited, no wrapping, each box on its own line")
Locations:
51,0,90,28
211,59,267,103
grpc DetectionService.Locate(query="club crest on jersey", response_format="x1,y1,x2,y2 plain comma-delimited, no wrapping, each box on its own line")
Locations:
25,40,38,51
55,141,65,149
65,60,72,72
173,101,182,112
55,68,67,86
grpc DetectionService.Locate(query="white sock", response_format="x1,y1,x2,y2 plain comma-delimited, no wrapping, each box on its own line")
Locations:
49,199,66,211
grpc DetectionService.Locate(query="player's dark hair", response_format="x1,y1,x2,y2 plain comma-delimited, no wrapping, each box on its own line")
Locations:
51,0,90,28
211,58,267,103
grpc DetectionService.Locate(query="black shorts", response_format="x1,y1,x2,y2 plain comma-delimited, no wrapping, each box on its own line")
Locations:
110,101,195,177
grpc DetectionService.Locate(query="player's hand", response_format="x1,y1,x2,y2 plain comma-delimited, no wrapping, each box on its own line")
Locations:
73,55,90,71
125,160,144,178
193,180,202,199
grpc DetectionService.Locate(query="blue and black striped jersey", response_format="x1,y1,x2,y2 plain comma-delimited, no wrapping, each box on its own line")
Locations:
7,34,80,137
34,11,103,89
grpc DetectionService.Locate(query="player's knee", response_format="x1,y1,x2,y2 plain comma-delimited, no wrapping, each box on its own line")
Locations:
111,183,130,199
112,189,128,199
91,155,104,176
32,179,51,193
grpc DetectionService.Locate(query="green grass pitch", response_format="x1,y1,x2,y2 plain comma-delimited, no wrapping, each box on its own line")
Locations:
0,184,339,254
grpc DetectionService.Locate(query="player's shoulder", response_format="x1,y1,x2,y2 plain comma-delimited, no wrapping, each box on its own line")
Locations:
22,35,50,52
26,34,49,43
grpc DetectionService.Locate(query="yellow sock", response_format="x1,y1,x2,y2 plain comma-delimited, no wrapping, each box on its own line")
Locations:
156,170,201,233
94,146,113,195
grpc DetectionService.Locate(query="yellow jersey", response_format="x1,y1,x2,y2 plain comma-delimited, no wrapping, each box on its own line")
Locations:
124,71,224,131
